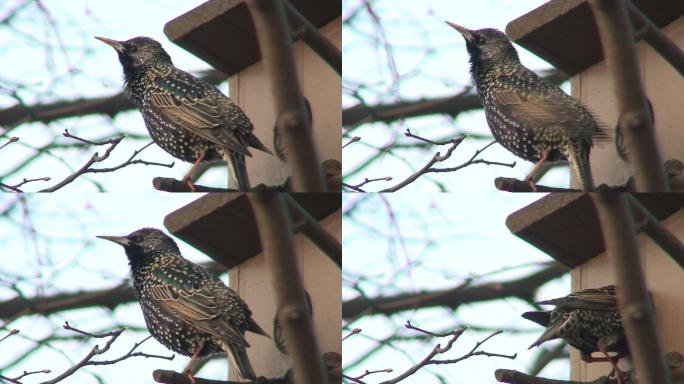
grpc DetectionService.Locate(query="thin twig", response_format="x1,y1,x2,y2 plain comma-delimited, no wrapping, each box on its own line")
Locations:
343,136,361,149
0,136,19,151
367,324,515,384
0,369,52,384
375,134,515,192
34,322,175,384
37,136,173,192
343,328,362,342
0,329,19,343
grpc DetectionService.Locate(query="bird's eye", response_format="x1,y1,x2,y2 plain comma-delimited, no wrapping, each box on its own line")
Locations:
476,35,486,45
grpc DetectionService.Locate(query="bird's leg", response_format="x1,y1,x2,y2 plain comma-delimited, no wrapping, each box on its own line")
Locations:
524,150,549,192
183,150,206,192
597,339,624,384
183,340,206,384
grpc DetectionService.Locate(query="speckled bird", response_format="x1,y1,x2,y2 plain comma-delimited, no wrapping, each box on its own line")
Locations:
446,23,609,191
95,36,271,191
97,228,269,381
523,285,627,362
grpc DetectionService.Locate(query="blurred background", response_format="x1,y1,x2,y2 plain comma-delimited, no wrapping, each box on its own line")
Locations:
342,192,573,383
0,0,236,192
342,0,577,192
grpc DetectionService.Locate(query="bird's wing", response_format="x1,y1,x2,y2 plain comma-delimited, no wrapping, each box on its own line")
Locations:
492,75,603,140
494,88,577,128
528,311,571,349
521,311,551,327
148,265,249,348
537,286,618,311
148,70,252,156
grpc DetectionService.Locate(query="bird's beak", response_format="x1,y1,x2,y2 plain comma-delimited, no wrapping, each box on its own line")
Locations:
95,36,125,53
96,235,131,247
445,21,475,43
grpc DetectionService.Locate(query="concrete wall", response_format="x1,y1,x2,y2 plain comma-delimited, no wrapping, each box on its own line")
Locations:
230,17,342,188
571,208,684,382
571,16,684,191
229,209,341,380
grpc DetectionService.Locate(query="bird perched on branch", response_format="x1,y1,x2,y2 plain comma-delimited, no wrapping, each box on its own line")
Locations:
96,36,271,191
98,228,269,382
446,23,609,191
523,285,627,379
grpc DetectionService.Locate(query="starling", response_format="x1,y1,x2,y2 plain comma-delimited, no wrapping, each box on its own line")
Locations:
446,23,609,191
523,285,627,363
95,36,271,191
97,228,269,381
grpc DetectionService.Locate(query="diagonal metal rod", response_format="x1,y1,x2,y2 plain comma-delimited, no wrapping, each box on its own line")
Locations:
284,1,341,76
284,195,341,268
627,194,684,270
628,1,684,77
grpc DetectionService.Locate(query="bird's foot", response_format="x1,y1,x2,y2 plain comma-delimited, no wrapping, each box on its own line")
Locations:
524,178,539,192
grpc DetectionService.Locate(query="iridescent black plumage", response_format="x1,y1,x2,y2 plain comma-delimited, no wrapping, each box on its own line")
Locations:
446,23,608,191
523,285,627,361
96,36,271,191
97,228,269,380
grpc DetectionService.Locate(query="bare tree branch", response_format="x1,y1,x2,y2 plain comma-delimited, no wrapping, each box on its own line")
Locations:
495,369,616,384
0,262,226,320
627,194,684,270
627,2,684,77
33,133,174,192
344,131,515,192
342,69,568,129
284,194,342,268
343,262,568,320
591,193,670,383
247,0,326,192
284,1,341,75
0,69,226,130
588,0,668,191
0,322,174,384
0,136,19,150
344,323,516,384
249,193,327,384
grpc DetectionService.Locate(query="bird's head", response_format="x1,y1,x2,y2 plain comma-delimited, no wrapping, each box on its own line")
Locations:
445,22,519,76
97,227,180,267
95,36,172,75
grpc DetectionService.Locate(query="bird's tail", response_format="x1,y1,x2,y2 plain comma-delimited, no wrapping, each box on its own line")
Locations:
568,144,595,191
223,342,257,381
226,152,251,191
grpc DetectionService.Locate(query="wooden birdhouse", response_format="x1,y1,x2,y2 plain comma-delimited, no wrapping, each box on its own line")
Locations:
506,0,684,191
164,0,342,190
507,193,684,382
164,193,341,380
